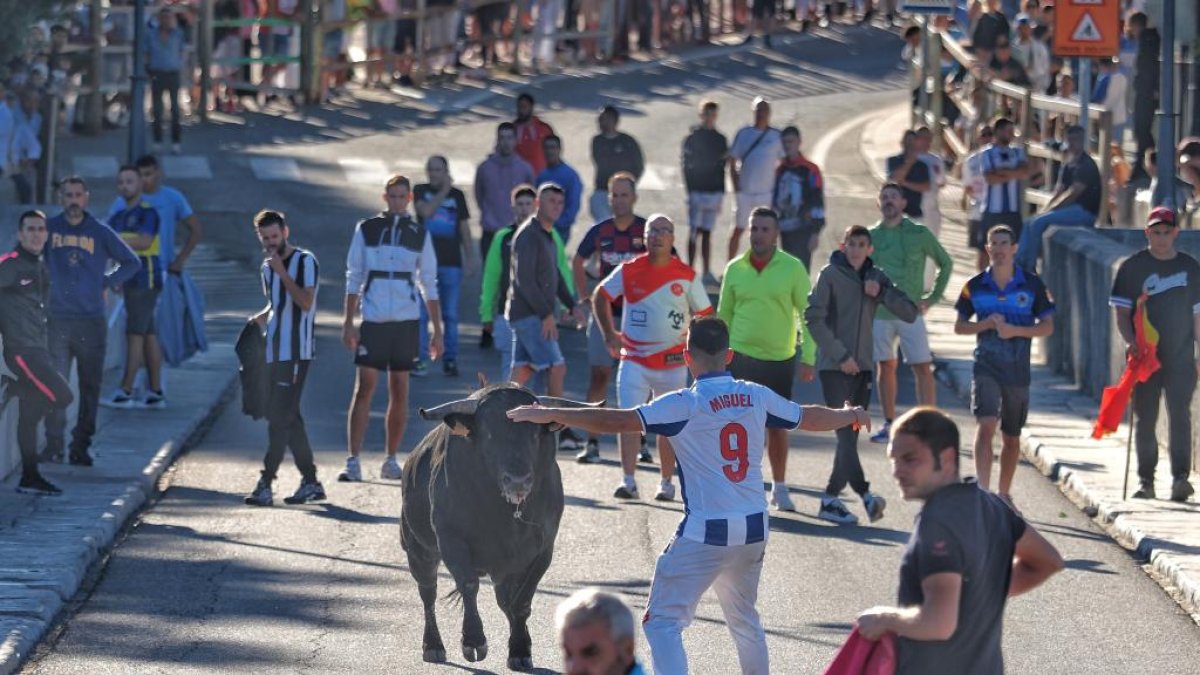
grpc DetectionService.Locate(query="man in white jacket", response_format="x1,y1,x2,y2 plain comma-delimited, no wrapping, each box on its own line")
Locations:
1012,15,1050,94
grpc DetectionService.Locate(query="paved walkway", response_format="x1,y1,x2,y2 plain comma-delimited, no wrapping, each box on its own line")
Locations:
860,103,1200,621
0,246,253,673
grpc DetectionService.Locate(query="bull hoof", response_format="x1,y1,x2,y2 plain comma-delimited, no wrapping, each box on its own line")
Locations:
508,656,535,671
423,648,447,663
462,643,488,662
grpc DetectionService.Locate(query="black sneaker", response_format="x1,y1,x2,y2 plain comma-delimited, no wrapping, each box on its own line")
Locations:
443,360,459,377
283,479,327,505
17,475,62,496
1170,479,1195,503
1132,483,1156,500
68,450,94,467
244,478,273,506
558,428,584,451
638,445,654,464
575,439,601,464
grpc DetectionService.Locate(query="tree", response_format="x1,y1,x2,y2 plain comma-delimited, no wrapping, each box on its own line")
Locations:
0,1,65,66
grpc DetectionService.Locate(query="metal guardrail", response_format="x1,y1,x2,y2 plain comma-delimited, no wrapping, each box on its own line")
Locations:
913,22,1115,226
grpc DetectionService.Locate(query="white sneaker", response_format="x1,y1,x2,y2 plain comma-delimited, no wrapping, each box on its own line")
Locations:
337,456,362,482
100,388,137,409
380,455,402,480
818,497,860,525
654,481,676,501
770,486,796,512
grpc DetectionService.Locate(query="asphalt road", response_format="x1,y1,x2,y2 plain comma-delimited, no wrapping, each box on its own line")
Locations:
25,24,1200,674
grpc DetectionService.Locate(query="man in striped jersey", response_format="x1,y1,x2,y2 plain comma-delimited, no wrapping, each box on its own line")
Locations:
245,210,326,507
509,317,868,674
979,117,1030,241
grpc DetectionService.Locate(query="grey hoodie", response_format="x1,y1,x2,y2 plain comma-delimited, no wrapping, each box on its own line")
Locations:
805,250,919,372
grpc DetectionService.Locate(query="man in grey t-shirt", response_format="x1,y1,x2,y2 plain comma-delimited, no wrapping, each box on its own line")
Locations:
727,97,784,261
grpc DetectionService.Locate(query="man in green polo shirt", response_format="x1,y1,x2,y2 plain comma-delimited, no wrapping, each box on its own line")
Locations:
717,206,816,512
868,182,953,443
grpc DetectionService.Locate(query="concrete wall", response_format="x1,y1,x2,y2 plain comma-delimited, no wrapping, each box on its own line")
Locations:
0,206,126,479
1042,226,1200,472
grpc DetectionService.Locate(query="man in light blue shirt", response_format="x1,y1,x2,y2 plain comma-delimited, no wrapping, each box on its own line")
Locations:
142,7,186,152
535,135,583,245
0,81,18,205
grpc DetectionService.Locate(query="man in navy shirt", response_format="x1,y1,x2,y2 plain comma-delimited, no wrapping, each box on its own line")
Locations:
857,408,1063,674
885,130,932,219
44,177,141,467
953,225,1054,508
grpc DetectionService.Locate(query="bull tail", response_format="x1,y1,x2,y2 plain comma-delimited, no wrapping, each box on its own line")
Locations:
443,588,464,608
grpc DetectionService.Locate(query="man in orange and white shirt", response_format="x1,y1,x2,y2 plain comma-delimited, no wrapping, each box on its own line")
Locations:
594,214,714,501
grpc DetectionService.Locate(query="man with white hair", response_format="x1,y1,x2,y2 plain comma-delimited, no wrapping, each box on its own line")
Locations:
557,588,646,675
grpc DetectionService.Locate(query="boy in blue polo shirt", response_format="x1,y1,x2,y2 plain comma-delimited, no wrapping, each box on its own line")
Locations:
103,165,165,409
953,224,1054,510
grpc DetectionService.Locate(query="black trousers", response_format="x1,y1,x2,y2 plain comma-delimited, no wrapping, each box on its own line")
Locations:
46,317,106,456
820,370,873,497
688,0,711,40
263,360,317,483
149,69,182,144
4,349,73,479
1132,364,1196,484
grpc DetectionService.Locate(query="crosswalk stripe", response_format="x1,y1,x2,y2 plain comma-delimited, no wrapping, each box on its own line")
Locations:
162,155,212,180
640,163,680,191
339,158,390,186
72,155,119,178
249,157,303,181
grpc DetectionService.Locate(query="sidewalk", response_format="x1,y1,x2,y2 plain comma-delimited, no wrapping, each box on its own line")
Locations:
0,245,253,673
860,103,1200,620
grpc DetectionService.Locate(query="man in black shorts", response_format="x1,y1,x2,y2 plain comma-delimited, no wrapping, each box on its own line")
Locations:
857,408,1063,673
340,175,443,483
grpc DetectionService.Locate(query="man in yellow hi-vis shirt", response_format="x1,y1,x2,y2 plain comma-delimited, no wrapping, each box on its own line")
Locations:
717,205,816,512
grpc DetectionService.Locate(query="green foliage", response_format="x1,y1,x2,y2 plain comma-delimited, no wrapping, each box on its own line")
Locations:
0,0,64,66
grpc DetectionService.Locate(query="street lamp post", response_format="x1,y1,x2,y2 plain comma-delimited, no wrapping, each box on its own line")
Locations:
129,0,147,162
1153,0,1176,209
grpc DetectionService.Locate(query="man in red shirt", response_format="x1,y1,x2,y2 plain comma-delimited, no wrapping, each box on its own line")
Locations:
514,93,556,175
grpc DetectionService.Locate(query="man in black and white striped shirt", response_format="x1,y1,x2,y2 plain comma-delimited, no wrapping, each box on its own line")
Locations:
979,117,1030,244
245,210,326,507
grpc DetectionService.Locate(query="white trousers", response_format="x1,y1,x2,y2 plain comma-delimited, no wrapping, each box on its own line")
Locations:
643,536,770,675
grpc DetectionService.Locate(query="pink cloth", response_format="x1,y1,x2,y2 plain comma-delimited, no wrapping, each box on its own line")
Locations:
823,627,897,675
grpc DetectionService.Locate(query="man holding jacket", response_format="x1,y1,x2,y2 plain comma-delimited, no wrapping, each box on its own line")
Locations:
806,225,918,525
44,178,141,467
0,211,74,495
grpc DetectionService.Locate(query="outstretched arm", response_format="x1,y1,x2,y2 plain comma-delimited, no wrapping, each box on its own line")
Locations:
507,405,641,434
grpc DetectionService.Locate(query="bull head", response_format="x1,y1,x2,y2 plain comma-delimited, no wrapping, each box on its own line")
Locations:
419,395,600,436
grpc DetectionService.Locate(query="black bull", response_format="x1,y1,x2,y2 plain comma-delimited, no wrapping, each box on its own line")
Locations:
400,385,593,671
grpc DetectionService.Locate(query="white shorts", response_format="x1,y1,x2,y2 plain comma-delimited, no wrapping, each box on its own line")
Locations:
687,192,724,232
734,191,773,230
617,360,687,408
872,316,932,365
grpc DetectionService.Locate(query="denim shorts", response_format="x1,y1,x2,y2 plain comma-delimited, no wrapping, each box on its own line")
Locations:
510,315,565,371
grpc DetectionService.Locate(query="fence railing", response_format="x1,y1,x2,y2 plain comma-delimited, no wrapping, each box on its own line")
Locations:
912,22,1115,226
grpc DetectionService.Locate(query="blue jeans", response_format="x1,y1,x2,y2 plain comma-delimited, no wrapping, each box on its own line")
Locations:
1016,204,1096,271
419,265,461,362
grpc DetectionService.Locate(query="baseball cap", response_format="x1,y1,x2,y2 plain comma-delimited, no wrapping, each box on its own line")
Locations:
1147,206,1177,228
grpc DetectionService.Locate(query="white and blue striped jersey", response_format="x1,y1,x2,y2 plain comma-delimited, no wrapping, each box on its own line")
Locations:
979,143,1027,215
262,247,318,363
636,372,802,546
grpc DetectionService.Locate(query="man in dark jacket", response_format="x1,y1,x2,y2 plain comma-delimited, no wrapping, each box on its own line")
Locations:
681,100,728,283
1129,12,1159,182
0,211,74,495
44,177,140,467
805,225,918,525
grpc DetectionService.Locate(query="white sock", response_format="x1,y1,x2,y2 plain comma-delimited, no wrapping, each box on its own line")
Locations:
623,475,636,489
660,479,673,488
772,482,788,494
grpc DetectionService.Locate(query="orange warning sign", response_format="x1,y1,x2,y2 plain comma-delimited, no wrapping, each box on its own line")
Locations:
1054,0,1120,57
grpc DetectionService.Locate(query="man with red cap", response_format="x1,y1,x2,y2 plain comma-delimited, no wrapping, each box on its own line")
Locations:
1109,206,1200,502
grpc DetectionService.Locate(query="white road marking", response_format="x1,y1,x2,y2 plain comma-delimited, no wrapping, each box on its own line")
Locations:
72,155,119,178
249,157,303,181
162,155,213,180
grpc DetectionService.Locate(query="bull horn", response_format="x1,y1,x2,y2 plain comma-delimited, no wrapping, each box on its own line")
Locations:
536,396,605,409
419,398,480,421
476,372,488,390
